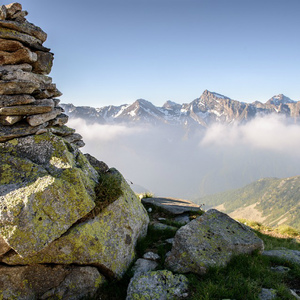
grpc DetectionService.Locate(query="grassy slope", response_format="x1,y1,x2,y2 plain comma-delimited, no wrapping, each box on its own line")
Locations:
195,176,300,230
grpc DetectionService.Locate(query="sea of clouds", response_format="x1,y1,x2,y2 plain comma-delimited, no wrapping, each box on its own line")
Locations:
69,114,300,199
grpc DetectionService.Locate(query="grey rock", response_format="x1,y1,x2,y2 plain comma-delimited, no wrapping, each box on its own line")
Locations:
270,266,291,273
259,288,277,300
0,94,35,107
72,139,85,148
0,5,7,21
143,251,160,261
26,107,62,126
142,197,201,215
84,153,109,174
132,258,158,275
166,238,174,244
0,264,105,300
48,113,69,126
32,51,53,75
0,115,22,125
290,289,300,300
0,80,39,95
49,125,75,137
126,270,189,300
2,168,149,279
0,26,49,52
174,213,190,225
153,222,177,231
63,132,83,143
165,209,264,275
0,121,47,142
0,100,54,115
0,133,98,257
0,63,32,72
0,19,47,42
263,249,300,265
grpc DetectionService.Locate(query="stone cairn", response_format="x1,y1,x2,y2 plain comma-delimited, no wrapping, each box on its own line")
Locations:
0,2,84,147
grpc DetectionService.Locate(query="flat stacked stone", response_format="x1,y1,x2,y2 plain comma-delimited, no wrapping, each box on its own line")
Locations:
0,2,84,147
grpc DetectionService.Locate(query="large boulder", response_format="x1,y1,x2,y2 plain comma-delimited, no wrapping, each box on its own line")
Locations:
0,132,98,257
126,270,189,300
3,168,149,278
165,209,264,275
0,264,105,300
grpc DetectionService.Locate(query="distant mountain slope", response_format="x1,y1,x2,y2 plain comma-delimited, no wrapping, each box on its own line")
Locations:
62,90,300,128
196,176,300,230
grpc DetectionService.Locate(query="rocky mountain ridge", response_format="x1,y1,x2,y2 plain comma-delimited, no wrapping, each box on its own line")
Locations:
62,90,300,128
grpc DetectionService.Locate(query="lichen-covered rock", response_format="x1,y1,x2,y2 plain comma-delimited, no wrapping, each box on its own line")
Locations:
0,132,99,257
263,249,300,265
0,264,105,300
2,168,149,278
165,209,264,275
126,270,189,300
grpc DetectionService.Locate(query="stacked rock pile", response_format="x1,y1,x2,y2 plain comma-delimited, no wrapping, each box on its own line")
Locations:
0,2,84,147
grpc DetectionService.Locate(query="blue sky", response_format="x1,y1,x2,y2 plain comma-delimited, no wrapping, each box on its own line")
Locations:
20,0,300,107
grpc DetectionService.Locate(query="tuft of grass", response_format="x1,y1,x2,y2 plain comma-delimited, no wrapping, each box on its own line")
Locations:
94,170,123,213
137,192,154,199
275,225,300,237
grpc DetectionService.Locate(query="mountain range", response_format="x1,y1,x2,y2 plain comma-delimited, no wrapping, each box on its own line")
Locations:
196,176,300,230
61,90,300,128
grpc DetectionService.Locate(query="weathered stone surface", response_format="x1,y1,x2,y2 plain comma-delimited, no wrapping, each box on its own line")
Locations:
0,20,47,42
47,113,69,126
0,68,52,85
143,251,160,261
0,38,23,51
26,107,62,126
0,62,32,72
142,197,201,215
259,288,277,300
126,270,189,300
153,222,178,232
0,80,39,94
63,132,83,143
0,6,7,21
0,115,22,125
0,101,53,115
85,153,109,174
0,48,37,65
0,27,49,51
0,121,47,141
3,168,149,278
33,83,62,99
132,258,158,275
0,264,105,300
263,249,300,265
74,139,85,148
5,3,22,19
32,50,53,74
49,124,75,136
0,94,35,107
0,235,11,256
11,10,28,23
165,209,264,275
0,133,99,257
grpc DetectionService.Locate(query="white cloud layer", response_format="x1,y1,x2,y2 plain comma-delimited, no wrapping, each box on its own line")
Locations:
68,115,300,199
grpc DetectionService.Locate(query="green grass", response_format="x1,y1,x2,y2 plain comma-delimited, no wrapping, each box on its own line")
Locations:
188,250,300,300
188,231,300,300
